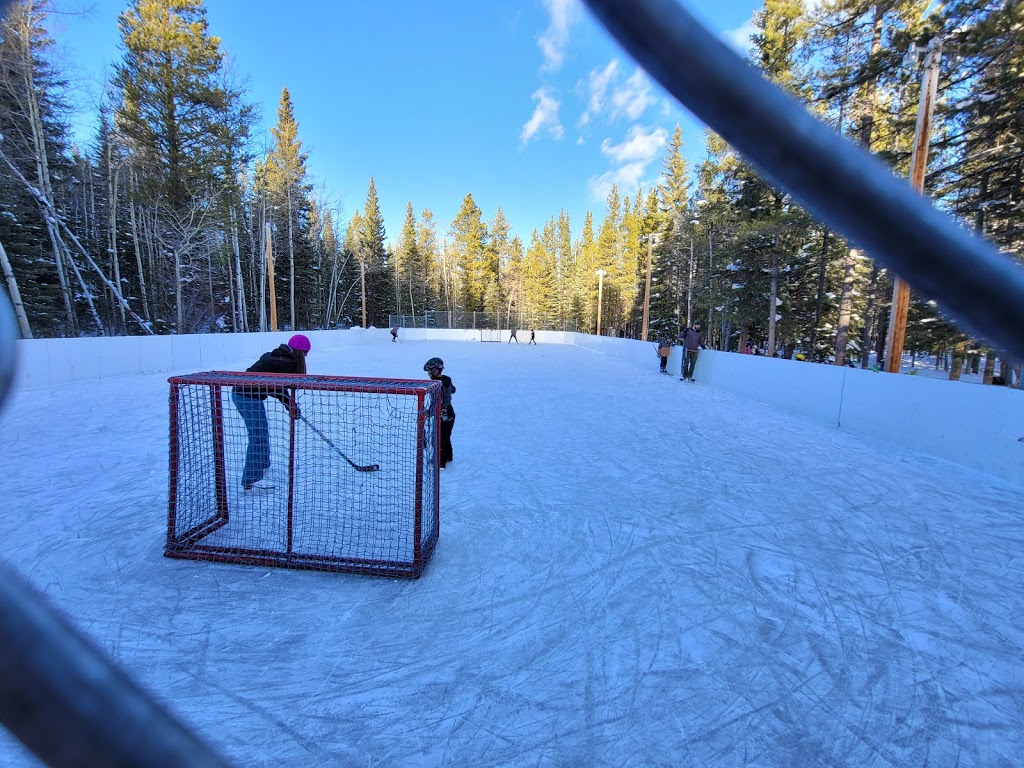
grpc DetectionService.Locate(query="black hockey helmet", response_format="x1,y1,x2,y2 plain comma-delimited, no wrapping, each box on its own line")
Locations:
423,357,444,373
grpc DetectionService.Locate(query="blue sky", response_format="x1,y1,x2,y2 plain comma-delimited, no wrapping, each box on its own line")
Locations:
53,0,767,244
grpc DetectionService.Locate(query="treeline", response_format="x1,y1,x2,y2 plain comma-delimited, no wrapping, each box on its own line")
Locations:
0,0,1020,383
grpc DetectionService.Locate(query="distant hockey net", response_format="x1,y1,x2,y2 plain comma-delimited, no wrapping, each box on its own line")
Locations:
166,372,441,578
479,329,502,342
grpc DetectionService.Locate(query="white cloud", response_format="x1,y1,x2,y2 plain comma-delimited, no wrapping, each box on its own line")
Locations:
608,68,655,121
579,62,655,127
599,124,667,164
723,17,758,54
537,0,578,73
587,162,650,204
579,60,619,127
520,87,564,146
587,124,668,203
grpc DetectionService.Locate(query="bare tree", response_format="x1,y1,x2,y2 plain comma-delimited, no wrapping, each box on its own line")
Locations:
0,237,31,338
0,0,76,331
0,146,152,334
158,193,217,333
127,168,151,323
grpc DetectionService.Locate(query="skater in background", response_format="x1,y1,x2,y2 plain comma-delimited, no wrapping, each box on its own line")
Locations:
424,357,456,468
529,329,537,345
509,328,520,344
657,338,672,373
679,322,705,381
232,334,310,491
390,325,399,342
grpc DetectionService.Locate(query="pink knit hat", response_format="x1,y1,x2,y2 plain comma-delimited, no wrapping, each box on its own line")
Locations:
288,334,311,352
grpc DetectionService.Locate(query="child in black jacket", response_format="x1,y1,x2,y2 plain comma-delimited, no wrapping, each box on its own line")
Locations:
423,357,456,469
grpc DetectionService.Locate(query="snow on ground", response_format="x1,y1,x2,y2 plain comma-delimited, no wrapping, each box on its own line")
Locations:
1,340,1022,767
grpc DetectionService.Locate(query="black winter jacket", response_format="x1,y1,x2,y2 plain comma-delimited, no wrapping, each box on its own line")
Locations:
437,374,456,422
234,345,302,407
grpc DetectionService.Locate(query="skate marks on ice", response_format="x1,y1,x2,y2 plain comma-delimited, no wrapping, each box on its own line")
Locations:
660,382,1024,765
439,346,1024,766
0,343,1022,766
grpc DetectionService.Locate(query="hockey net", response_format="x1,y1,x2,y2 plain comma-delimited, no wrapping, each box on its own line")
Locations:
166,372,441,578
479,329,502,342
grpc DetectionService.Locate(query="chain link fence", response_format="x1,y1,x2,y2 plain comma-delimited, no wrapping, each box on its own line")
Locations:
388,311,578,332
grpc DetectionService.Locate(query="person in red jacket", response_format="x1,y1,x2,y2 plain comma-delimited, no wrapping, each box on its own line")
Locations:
232,334,310,491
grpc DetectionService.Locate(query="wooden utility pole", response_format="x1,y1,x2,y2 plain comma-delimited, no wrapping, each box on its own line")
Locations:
641,233,660,341
706,229,714,346
360,261,367,328
885,37,942,374
596,268,607,336
687,236,695,327
265,222,278,332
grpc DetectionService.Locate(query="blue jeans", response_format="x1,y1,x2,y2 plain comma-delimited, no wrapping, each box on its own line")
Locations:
232,391,270,487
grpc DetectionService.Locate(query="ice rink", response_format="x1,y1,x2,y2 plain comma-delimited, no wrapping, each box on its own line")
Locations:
1,339,1022,767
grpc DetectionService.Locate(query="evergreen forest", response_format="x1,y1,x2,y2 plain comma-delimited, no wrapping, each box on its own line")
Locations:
0,0,1020,384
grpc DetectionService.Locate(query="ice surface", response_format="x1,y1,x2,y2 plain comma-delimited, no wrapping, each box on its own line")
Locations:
1,341,1022,766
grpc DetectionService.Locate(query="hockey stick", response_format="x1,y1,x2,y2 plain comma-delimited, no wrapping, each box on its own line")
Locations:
299,416,380,472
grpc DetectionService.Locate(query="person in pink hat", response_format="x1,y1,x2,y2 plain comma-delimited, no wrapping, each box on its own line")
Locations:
231,334,311,491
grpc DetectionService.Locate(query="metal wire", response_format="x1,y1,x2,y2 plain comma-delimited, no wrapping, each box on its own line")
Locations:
583,0,1024,359
0,565,229,767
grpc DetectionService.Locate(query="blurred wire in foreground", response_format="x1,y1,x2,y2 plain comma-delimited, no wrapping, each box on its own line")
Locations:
582,0,1024,359
0,561,230,767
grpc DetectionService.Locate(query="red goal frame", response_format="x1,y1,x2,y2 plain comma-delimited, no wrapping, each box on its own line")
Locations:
165,372,441,578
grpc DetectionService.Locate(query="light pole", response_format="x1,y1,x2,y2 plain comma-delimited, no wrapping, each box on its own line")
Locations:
641,233,661,342
595,268,607,336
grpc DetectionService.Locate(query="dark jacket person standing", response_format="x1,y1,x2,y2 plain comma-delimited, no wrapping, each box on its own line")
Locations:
679,323,705,382
232,334,310,491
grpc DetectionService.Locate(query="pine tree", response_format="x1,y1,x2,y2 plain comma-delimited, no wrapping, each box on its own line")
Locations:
449,193,489,313
259,87,315,329
114,0,238,206
395,202,429,321
621,192,645,336
660,126,690,215
355,178,390,327
595,184,626,333
653,125,691,338
113,0,251,333
811,0,933,363
489,207,517,324
522,220,558,321
572,212,598,332
417,209,443,313
553,210,573,325
944,1,1023,255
